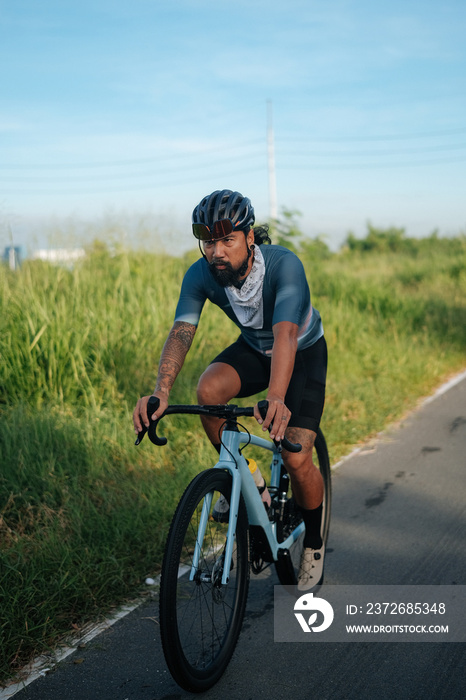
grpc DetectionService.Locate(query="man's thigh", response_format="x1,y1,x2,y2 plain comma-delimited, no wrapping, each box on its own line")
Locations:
207,337,271,398
286,336,327,433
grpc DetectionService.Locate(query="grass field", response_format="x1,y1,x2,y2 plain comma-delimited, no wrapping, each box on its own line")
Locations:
1,228,465,684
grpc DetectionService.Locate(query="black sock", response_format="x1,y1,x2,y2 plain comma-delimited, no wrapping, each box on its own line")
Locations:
213,443,221,454
301,503,323,549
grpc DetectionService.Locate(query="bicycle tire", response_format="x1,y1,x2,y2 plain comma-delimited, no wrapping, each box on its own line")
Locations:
159,469,250,692
275,427,332,586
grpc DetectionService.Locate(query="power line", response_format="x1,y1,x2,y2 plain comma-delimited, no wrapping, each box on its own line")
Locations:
0,138,264,171
2,122,465,196
276,126,466,143
276,143,466,158
0,151,265,184
280,154,466,170
1,164,267,195
3,127,466,172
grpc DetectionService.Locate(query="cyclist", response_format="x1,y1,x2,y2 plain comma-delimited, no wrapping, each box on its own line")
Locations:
133,189,327,591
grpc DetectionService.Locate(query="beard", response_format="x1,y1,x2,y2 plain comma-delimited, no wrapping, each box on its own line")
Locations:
208,248,252,288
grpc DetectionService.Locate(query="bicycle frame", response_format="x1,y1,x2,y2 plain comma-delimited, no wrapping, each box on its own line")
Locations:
190,425,304,586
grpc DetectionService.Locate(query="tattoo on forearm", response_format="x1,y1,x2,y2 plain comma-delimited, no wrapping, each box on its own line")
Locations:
155,322,196,393
169,321,197,350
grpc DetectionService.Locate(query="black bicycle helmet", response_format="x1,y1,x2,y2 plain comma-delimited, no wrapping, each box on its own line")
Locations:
192,190,255,233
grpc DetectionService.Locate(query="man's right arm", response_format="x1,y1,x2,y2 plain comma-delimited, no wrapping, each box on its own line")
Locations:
132,321,197,434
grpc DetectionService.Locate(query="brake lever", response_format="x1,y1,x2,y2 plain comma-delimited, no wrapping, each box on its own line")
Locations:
135,396,168,446
257,399,302,453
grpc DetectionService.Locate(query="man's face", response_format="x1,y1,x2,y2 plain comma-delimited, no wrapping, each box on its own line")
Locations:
203,229,255,287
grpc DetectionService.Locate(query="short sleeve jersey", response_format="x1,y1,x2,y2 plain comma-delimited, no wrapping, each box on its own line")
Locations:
174,244,323,356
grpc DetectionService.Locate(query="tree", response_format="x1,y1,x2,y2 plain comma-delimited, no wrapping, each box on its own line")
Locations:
271,208,303,252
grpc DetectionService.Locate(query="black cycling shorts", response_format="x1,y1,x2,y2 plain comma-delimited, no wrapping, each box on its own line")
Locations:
210,334,327,433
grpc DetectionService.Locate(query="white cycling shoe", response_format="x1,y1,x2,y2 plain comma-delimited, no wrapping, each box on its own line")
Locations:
297,545,325,591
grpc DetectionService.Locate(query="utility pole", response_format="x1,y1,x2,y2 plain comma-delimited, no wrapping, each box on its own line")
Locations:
267,99,278,224
7,225,19,270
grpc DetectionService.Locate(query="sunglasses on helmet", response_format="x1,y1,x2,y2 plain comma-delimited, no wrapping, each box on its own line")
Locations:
192,218,242,242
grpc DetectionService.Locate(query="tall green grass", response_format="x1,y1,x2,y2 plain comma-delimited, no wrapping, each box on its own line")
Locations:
1,233,465,684
305,239,466,451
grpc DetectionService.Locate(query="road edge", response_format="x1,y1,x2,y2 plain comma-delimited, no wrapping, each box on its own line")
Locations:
331,367,466,471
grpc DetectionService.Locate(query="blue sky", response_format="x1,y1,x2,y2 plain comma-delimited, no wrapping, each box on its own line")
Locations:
1,0,465,252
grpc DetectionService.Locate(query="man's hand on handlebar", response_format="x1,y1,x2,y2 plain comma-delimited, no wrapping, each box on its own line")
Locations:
133,398,302,452
254,394,291,443
133,392,168,436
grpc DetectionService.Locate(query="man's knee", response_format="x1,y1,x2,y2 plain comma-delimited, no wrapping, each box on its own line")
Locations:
283,450,310,475
197,363,241,404
282,427,316,471
196,371,213,403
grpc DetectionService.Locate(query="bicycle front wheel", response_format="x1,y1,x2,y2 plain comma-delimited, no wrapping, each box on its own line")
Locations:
159,469,250,693
275,427,332,586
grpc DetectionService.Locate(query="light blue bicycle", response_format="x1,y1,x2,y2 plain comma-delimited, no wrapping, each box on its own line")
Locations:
136,397,331,692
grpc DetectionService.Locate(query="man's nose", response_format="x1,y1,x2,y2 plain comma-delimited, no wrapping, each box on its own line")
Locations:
212,241,226,256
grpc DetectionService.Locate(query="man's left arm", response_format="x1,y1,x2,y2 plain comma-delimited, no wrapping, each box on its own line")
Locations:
254,320,298,441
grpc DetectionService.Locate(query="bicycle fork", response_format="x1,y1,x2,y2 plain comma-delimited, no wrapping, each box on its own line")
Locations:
189,465,242,586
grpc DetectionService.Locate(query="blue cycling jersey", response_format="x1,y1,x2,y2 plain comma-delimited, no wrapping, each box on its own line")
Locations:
174,244,324,356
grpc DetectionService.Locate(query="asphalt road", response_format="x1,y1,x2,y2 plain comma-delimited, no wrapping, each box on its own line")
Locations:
6,374,466,700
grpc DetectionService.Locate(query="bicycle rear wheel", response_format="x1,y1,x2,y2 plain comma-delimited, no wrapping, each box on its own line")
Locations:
159,469,250,692
275,427,332,585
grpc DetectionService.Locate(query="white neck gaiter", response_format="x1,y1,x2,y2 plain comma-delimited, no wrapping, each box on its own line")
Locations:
224,246,265,329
